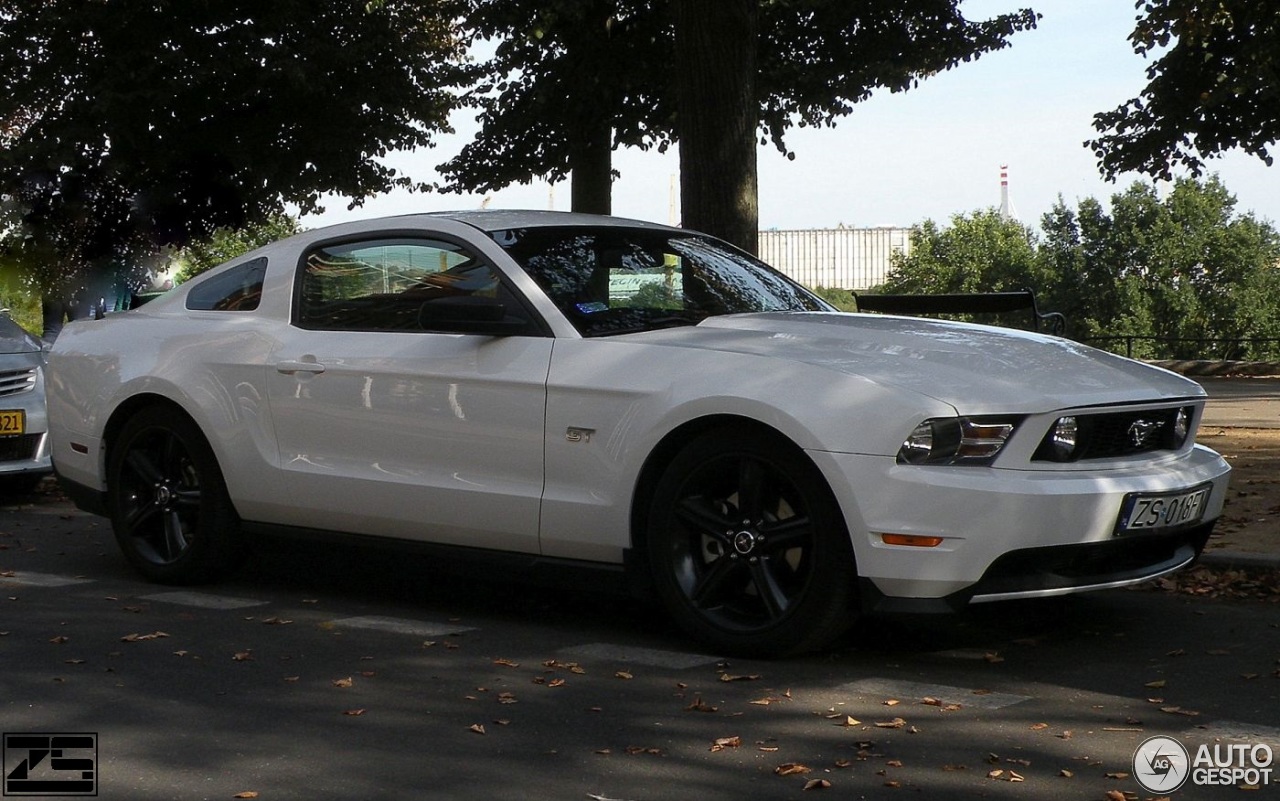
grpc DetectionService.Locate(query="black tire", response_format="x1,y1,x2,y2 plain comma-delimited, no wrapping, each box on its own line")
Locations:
107,406,243,584
646,427,859,657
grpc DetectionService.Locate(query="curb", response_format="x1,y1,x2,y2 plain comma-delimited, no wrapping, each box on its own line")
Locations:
1151,360,1280,377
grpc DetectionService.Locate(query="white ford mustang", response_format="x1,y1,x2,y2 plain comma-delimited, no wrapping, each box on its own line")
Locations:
46,211,1231,656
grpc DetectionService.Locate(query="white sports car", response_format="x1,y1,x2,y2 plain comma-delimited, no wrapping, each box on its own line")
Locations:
46,211,1231,656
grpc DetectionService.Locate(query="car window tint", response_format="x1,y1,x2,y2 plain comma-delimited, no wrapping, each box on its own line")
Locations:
489,227,829,337
186,257,267,311
296,238,509,332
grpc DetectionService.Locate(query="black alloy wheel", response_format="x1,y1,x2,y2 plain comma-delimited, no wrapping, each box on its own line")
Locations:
107,406,242,584
647,428,858,657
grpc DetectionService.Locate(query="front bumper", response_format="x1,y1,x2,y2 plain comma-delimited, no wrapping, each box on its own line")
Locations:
809,444,1231,607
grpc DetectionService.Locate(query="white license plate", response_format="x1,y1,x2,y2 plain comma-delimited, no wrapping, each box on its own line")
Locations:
1116,484,1211,534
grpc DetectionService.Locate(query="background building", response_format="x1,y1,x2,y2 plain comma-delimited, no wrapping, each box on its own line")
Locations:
757,225,912,290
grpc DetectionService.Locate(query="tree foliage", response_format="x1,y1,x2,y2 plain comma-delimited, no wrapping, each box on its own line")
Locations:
442,0,1038,249
0,0,469,302
174,214,304,285
1089,0,1280,179
883,177,1280,360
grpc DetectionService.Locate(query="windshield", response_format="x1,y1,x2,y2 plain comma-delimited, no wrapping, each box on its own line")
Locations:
489,226,831,337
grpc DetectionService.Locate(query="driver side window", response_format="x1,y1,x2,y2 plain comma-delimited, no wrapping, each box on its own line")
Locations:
296,238,527,332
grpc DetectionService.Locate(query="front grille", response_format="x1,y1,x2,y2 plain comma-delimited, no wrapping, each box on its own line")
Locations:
0,368,36,397
1033,405,1189,462
0,434,39,462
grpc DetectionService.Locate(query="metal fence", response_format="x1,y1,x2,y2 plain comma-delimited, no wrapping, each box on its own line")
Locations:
1082,336,1280,361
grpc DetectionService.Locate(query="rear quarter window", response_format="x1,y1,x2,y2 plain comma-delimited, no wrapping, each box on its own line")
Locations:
186,257,267,311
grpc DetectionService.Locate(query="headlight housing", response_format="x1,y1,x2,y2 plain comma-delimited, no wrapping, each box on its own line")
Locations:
897,416,1020,466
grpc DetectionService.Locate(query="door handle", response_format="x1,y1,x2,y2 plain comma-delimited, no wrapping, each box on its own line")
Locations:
275,359,326,375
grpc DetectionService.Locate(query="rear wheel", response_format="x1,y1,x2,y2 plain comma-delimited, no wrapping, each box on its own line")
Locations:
107,406,243,584
646,428,858,657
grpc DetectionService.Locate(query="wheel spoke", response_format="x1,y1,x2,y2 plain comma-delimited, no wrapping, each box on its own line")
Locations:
690,555,744,608
123,497,161,532
759,514,812,552
125,448,164,486
174,487,202,508
675,496,733,542
748,559,790,620
736,457,767,522
161,511,190,561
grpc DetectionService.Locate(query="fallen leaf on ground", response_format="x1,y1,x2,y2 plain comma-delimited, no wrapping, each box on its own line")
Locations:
775,763,811,776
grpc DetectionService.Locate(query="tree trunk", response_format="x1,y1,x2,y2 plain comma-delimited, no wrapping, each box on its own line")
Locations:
570,115,613,215
674,0,759,254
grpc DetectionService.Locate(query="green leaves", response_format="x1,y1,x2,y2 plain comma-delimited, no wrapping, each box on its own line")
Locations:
1089,0,1280,180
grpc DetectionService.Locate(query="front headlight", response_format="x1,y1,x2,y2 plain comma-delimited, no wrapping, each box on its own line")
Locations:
896,417,1020,466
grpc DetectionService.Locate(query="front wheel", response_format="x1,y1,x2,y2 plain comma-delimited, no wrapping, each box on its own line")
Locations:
646,428,858,657
107,406,243,584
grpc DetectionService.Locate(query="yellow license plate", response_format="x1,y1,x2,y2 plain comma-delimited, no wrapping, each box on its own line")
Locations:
0,410,25,436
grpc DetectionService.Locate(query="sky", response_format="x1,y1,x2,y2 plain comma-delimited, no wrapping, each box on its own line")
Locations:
299,0,1279,234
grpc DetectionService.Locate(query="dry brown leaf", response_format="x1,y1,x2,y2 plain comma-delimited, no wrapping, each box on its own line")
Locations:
493,658,519,668
615,671,634,680
232,651,253,661
1059,769,1073,778
882,698,900,706
775,763,811,776
469,723,486,735
233,793,260,799
1144,679,1166,688
875,717,906,729
121,631,170,642
886,759,903,767
1029,722,1049,731
1105,771,1130,779
332,677,354,688
835,716,861,727
685,696,717,713
1104,791,1127,801
49,635,69,644
343,709,366,716
983,652,1004,663
709,736,742,752
719,672,761,682
802,779,831,790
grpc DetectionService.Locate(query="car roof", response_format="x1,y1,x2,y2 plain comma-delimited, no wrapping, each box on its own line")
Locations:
423,209,682,235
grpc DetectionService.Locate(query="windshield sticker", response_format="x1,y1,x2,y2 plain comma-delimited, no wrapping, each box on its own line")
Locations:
575,301,609,314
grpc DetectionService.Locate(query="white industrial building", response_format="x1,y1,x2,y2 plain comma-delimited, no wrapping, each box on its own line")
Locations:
757,226,912,291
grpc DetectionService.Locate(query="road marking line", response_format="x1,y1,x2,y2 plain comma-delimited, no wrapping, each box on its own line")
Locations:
331,615,475,637
139,591,268,610
838,677,1031,709
0,571,95,587
558,643,721,670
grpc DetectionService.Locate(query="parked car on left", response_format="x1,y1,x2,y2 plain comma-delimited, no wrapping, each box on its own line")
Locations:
0,313,52,494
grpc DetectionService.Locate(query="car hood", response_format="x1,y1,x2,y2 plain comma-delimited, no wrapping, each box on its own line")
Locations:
0,326,43,356
638,312,1203,412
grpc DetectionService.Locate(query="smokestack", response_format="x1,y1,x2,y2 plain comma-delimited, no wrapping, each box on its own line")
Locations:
998,164,1018,221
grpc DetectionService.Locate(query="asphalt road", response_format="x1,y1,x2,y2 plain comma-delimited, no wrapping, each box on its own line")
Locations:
1199,377,1280,428
2,491,1278,801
